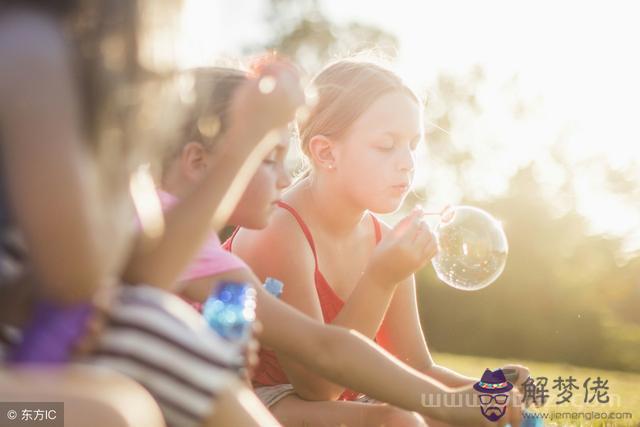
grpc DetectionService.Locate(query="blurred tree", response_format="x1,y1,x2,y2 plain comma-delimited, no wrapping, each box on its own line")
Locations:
418,165,640,372
250,0,399,73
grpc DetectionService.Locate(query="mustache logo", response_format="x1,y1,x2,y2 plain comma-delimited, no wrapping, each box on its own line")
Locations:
481,405,507,422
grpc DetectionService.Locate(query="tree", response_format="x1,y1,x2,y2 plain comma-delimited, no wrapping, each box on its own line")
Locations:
252,0,399,74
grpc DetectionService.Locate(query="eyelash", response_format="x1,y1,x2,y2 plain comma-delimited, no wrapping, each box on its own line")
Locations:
378,142,418,151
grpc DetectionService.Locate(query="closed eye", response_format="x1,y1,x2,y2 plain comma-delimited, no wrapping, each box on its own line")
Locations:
375,137,395,151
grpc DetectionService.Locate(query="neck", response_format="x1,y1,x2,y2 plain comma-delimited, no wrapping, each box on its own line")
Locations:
300,172,367,238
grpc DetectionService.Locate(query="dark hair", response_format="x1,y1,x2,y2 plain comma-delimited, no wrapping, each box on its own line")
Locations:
2,0,141,145
3,0,185,200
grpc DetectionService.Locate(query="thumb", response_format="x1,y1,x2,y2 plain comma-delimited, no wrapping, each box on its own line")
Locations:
391,207,423,238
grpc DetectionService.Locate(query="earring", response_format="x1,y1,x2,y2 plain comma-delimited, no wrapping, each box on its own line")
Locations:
327,164,334,170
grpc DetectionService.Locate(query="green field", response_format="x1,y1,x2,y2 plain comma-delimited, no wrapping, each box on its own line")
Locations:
434,352,640,426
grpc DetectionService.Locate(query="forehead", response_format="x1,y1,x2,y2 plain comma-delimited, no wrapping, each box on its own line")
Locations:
346,91,422,139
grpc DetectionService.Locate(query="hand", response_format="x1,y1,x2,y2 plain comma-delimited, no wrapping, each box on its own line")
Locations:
227,59,305,150
504,363,547,410
72,284,115,358
502,364,531,392
364,208,437,288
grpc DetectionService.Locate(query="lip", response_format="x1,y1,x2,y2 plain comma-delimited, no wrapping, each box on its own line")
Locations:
391,184,410,192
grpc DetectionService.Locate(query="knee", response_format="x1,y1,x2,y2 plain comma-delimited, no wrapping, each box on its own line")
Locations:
367,405,428,427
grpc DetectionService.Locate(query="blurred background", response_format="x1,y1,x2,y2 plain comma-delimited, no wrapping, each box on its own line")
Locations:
179,0,640,374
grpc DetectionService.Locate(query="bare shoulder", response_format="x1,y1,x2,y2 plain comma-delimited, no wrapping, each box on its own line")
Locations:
231,204,316,282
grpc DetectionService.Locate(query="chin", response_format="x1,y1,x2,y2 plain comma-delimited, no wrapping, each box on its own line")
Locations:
369,198,405,214
243,214,271,230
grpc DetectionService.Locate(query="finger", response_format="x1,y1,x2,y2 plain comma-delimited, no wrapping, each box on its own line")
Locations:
72,310,105,357
251,53,298,75
421,238,438,260
509,392,524,427
246,350,259,368
412,222,431,247
247,338,260,354
252,320,264,338
395,209,425,241
511,404,523,427
258,63,304,107
392,208,422,238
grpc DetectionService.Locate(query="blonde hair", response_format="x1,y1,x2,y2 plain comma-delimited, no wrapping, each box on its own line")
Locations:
298,59,421,175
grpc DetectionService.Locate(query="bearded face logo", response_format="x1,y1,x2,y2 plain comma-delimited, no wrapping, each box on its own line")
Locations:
474,369,513,422
479,392,509,421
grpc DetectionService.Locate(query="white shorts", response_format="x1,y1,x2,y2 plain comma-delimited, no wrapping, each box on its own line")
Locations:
254,384,378,408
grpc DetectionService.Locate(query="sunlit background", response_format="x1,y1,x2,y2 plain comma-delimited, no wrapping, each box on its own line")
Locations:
179,0,640,258
176,0,640,377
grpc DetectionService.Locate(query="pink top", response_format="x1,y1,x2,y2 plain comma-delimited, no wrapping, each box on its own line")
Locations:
156,190,247,283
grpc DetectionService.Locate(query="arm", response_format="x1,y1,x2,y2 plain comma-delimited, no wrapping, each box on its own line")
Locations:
0,13,103,304
232,217,347,400
330,268,397,338
331,210,434,338
123,64,304,290
178,260,519,425
376,220,530,389
233,208,438,400
256,281,511,426
376,275,476,387
123,132,266,290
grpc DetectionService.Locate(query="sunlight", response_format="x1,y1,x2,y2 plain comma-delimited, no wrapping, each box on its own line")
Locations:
177,0,640,253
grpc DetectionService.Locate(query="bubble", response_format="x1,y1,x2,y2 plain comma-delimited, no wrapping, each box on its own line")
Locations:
431,206,508,291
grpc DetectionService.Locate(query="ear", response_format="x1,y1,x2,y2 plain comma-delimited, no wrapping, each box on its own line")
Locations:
307,134,337,170
180,141,210,181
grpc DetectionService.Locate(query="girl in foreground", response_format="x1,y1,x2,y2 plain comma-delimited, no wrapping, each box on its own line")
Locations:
160,66,525,427
0,1,304,426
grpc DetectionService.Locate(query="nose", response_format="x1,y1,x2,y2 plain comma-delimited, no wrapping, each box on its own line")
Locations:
397,147,415,173
277,164,292,189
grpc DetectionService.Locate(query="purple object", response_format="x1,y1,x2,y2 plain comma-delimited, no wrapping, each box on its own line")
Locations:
9,300,93,364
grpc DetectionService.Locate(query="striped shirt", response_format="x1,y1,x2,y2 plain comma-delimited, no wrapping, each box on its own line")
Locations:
87,285,242,427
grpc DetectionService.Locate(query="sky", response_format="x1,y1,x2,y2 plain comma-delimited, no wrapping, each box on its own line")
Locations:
177,0,640,256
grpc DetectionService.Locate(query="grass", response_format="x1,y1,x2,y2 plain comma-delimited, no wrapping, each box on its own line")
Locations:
433,352,640,426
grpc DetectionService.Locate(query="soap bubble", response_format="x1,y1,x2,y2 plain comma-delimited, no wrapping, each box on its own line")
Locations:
431,206,508,291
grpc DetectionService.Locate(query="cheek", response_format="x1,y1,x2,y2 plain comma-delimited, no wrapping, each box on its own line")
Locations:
339,150,407,212
341,149,394,193
342,149,387,182
240,167,276,210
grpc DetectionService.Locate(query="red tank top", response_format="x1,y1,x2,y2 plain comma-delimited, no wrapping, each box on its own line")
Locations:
223,201,387,401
